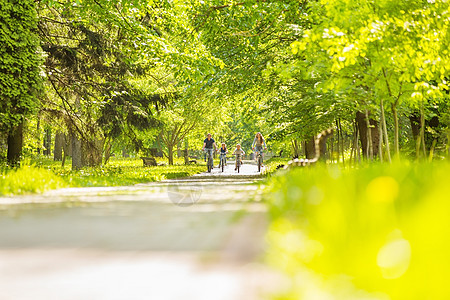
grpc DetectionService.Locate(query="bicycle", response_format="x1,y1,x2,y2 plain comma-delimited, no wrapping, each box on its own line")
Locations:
204,148,215,172
234,153,242,173
254,147,264,172
219,152,227,172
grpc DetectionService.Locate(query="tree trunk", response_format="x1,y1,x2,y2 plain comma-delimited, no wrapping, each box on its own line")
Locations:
380,98,391,162
304,137,316,159
356,123,361,163
335,120,340,163
81,139,104,167
47,128,52,156
7,122,23,166
420,101,426,158
350,122,356,164
356,111,379,159
318,135,328,161
65,134,72,156
168,145,174,165
43,129,48,156
378,110,384,163
36,115,41,155
447,130,450,159
43,128,52,156
292,140,301,158
72,134,82,170
62,134,71,157
391,103,399,157
356,111,369,159
410,113,420,141
415,134,421,160
338,118,345,167
428,139,437,162
184,140,189,165
61,134,70,167
330,137,334,162
54,132,64,161
411,111,440,158
104,139,113,165
177,142,182,159
412,111,422,159
62,151,66,167
365,109,373,160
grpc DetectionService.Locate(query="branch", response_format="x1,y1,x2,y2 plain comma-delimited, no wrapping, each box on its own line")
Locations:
191,2,246,33
179,121,197,141
39,16,69,26
114,3,136,33
48,76,86,139
394,81,404,107
159,128,168,144
158,132,169,158
169,123,180,145
382,67,393,98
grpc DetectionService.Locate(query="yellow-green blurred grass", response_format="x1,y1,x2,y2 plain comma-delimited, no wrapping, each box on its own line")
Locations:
0,165,66,195
264,161,450,299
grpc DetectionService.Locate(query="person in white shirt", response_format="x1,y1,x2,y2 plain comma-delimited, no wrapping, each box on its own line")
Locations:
233,144,245,171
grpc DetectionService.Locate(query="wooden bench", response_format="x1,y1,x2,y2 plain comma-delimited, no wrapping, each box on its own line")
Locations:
140,157,157,166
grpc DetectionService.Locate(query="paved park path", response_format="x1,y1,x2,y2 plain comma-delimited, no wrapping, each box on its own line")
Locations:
194,158,265,177
0,162,285,300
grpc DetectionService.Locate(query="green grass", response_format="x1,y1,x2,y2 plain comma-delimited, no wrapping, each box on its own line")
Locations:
56,158,205,187
0,165,66,195
264,161,450,300
0,156,205,196
263,156,291,175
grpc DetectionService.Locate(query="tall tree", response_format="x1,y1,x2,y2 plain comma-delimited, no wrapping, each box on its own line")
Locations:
190,0,322,147
0,0,43,165
37,0,218,168
291,0,450,158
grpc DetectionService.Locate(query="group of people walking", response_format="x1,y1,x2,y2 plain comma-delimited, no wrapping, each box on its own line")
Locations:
201,132,267,171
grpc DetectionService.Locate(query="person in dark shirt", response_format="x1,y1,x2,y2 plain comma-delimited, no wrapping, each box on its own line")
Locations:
202,133,218,163
218,143,228,167
202,133,218,150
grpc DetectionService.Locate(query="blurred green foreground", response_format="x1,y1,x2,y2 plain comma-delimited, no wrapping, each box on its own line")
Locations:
264,161,450,300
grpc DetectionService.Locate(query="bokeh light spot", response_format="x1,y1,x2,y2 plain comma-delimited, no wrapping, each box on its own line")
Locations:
366,176,399,203
377,238,411,279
